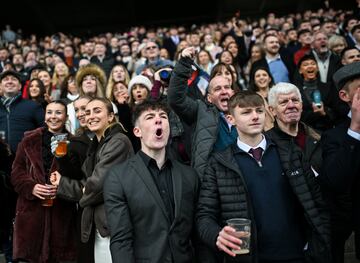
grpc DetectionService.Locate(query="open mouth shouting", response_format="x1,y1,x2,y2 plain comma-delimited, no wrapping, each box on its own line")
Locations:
155,128,163,139
219,97,230,108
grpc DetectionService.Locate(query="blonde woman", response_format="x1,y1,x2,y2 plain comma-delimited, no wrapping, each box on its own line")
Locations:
52,62,70,90
105,64,130,99
328,34,347,56
67,64,118,134
80,97,133,263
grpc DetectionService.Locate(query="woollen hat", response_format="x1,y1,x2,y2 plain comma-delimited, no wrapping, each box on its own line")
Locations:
128,75,152,95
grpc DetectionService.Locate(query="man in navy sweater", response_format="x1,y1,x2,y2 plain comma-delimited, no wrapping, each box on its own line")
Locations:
196,90,331,263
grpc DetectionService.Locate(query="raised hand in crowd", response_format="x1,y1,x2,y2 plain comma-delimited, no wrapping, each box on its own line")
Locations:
350,87,360,133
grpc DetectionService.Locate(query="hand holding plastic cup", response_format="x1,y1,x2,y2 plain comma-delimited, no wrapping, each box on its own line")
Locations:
226,218,251,255
41,184,57,207
51,134,68,157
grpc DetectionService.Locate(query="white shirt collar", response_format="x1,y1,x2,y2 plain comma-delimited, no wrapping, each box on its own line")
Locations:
237,135,267,154
265,54,281,63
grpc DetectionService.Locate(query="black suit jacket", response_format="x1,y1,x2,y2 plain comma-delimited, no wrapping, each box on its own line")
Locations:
104,153,199,263
320,118,360,257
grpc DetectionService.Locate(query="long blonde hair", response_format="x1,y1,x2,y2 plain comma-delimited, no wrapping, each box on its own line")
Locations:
52,62,70,89
106,64,130,99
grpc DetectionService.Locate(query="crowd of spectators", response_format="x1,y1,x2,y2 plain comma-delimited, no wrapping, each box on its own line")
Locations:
1,1,360,262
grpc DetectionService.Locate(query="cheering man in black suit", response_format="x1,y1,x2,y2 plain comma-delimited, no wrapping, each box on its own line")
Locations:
104,100,199,263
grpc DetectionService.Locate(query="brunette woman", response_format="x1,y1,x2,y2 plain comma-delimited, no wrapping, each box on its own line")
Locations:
11,100,77,263
60,73,79,105
249,67,275,131
27,78,48,109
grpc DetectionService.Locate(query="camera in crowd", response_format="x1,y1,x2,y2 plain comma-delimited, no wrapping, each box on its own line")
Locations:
159,70,172,82
158,66,174,84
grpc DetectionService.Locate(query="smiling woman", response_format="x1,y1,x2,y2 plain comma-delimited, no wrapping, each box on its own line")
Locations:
10,100,78,263
79,97,134,263
85,98,116,141
45,101,68,133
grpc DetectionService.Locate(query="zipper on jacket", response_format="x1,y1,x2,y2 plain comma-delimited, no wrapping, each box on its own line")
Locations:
6,110,10,144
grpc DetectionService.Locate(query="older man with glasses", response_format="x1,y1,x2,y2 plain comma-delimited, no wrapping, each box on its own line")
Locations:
135,41,173,75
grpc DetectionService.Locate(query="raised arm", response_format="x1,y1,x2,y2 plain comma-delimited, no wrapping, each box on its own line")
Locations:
168,47,199,125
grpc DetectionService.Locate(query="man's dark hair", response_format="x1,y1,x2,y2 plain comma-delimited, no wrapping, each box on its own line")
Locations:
285,28,296,36
343,15,358,32
297,53,316,68
228,90,265,116
341,46,360,59
351,24,360,35
297,29,311,38
132,100,170,125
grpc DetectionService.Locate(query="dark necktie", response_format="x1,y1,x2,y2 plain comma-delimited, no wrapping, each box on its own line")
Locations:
249,147,263,162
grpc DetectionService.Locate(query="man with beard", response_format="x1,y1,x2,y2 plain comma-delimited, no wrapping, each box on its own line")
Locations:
250,34,295,84
168,46,237,178
104,100,199,263
311,31,341,84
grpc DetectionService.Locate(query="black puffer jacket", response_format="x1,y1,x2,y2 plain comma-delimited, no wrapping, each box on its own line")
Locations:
266,125,331,263
266,122,322,174
196,136,331,263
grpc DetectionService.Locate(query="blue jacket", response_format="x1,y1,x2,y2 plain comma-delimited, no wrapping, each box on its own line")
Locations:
0,96,44,153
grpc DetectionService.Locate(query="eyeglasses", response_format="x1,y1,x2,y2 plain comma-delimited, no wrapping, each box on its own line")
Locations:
146,46,157,50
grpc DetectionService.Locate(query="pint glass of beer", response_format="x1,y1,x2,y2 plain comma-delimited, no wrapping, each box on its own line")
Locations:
54,133,68,157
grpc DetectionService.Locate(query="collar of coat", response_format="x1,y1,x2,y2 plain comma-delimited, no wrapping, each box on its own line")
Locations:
269,121,321,142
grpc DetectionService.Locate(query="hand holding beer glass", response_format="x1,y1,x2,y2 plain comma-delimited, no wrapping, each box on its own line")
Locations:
216,218,251,257
32,181,57,207
51,134,69,157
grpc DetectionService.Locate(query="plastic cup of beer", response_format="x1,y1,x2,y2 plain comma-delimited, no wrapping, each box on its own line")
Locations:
54,133,68,157
41,194,55,207
41,185,56,207
226,218,251,254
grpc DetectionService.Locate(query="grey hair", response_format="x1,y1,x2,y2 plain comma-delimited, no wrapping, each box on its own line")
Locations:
268,82,302,107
